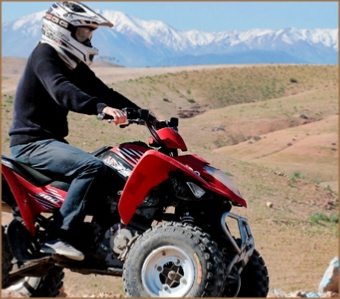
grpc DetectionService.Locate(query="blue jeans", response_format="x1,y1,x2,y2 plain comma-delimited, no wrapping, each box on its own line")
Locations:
11,139,107,236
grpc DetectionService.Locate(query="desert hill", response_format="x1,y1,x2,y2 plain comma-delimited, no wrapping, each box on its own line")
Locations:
1,57,338,296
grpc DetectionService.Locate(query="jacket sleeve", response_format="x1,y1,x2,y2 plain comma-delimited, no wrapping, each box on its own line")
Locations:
73,62,141,113
32,43,140,115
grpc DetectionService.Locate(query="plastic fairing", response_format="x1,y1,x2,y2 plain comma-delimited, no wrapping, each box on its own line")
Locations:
118,150,247,225
149,128,187,151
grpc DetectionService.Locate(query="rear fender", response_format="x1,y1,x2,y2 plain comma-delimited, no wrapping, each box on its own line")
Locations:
118,150,208,224
2,162,66,235
2,163,36,234
2,173,17,213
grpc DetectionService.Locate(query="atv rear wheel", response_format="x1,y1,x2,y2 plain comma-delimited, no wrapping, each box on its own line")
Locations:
123,222,226,297
2,225,65,297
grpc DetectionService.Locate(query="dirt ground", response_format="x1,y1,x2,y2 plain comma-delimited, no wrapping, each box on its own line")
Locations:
1,58,338,297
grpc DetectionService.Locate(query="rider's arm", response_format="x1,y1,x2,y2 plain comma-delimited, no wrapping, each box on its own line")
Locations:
73,62,158,123
73,62,141,113
32,43,119,115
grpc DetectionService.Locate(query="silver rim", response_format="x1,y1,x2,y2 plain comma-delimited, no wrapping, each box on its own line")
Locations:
142,245,195,297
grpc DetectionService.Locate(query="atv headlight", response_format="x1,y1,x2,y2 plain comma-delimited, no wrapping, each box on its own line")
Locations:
186,181,205,198
203,165,242,197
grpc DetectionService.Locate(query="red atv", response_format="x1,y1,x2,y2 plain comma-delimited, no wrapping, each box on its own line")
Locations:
2,108,269,297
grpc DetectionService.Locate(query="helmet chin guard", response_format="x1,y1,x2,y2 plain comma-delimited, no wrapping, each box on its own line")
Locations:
41,1,113,66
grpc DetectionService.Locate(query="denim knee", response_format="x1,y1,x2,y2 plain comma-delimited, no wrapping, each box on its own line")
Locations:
87,158,107,179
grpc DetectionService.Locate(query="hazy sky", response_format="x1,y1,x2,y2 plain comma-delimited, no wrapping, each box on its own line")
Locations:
1,1,338,32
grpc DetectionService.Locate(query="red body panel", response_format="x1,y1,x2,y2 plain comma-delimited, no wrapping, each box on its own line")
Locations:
149,127,188,151
118,150,247,225
2,163,66,235
173,155,246,206
2,128,247,231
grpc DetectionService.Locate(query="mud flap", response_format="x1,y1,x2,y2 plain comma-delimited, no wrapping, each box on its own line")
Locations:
7,219,46,261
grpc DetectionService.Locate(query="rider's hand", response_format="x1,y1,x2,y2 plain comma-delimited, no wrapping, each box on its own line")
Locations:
102,107,127,125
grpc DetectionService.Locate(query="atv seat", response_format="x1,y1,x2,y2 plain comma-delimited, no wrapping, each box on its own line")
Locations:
2,155,70,191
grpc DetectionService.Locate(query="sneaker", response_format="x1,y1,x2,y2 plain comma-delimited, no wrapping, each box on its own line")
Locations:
40,239,84,261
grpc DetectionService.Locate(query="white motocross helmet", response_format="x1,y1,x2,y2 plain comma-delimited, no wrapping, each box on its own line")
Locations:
41,2,113,66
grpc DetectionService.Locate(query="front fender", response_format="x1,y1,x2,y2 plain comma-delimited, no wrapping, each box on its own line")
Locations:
118,150,208,224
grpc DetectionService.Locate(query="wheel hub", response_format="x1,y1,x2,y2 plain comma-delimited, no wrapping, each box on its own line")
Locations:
163,266,182,286
142,246,195,297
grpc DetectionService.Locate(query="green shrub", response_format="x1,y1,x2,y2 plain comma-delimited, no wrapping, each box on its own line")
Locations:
310,213,338,224
293,171,305,179
329,214,339,223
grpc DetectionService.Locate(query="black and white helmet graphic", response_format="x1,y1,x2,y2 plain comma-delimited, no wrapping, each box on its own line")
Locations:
41,2,113,66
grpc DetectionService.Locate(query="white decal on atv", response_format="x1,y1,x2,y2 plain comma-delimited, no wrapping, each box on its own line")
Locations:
118,148,144,164
36,192,61,204
127,148,144,158
29,193,59,210
118,148,138,163
103,156,131,177
46,188,64,200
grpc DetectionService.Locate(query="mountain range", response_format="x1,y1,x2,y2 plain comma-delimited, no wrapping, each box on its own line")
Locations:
2,9,338,67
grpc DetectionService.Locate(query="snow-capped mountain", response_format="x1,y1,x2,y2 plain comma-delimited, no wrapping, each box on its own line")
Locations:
2,10,338,67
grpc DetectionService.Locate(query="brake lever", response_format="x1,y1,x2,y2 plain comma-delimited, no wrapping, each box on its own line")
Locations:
119,119,146,128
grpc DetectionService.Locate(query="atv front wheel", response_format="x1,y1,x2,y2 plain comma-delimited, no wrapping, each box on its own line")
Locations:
223,248,269,297
123,222,226,297
237,249,269,297
2,225,65,297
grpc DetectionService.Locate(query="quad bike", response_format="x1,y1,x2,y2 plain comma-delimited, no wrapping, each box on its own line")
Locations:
1,108,269,297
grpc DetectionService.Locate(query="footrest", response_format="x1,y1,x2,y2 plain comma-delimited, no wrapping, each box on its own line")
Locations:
7,219,47,261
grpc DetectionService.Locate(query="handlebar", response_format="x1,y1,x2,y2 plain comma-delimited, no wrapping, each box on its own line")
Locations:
98,107,178,130
98,107,180,155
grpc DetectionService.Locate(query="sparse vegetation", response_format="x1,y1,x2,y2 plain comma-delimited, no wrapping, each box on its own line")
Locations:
292,171,305,179
325,184,333,191
310,212,338,224
1,60,338,295
114,65,338,112
3,95,14,104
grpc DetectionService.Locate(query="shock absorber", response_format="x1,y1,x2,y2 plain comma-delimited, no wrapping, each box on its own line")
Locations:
181,212,195,226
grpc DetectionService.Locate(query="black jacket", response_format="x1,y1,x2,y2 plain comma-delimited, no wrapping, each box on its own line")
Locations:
9,42,140,147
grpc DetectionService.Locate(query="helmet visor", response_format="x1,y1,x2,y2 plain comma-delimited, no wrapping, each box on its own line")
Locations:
75,26,95,43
